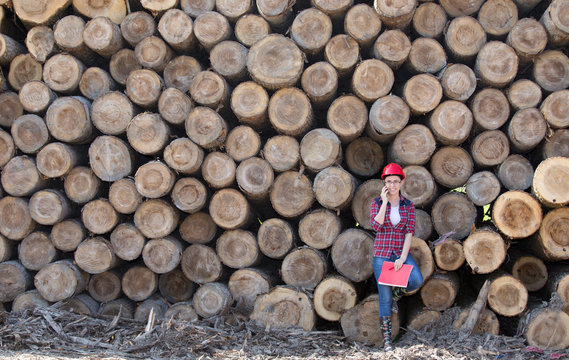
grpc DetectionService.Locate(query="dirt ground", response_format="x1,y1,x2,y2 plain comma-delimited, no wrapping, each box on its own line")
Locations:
0,306,566,360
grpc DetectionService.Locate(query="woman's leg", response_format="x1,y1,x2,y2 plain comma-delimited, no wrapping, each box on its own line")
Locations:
404,254,424,292
373,256,393,317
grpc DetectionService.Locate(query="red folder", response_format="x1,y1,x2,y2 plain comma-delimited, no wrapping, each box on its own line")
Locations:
377,261,413,287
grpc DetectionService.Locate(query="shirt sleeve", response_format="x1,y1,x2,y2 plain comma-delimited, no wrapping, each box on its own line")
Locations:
406,202,416,235
370,198,382,231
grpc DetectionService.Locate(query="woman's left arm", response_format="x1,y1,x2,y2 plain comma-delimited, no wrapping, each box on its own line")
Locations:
394,232,413,270
394,202,415,271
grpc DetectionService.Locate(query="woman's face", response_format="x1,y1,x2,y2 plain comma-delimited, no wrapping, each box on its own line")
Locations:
384,175,403,194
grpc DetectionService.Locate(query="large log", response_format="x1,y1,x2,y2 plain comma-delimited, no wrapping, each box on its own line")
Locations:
492,190,543,239
110,222,146,261
298,208,342,249
251,286,315,331
159,268,195,303
28,189,70,226
431,192,477,240
420,271,460,311
216,229,260,269
88,270,122,303
0,196,36,240
532,157,569,208
268,87,313,137
463,229,507,274
0,260,32,302
18,80,56,114
142,236,183,274
487,274,528,317
257,217,295,259
226,126,262,162
134,161,175,199
34,259,88,302
331,228,374,283
234,14,270,48
340,294,400,346
528,207,569,261
121,265,158,302
228,268,271,313
181,244,224,284
270,171,314,218
313,275,357,322
10,114,49,154
74,236,118,274
281,247,327,289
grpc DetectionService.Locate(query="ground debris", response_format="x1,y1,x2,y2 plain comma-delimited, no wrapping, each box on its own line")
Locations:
0,306,565,360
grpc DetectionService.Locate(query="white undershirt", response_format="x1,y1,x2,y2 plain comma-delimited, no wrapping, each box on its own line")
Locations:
390,204,401,226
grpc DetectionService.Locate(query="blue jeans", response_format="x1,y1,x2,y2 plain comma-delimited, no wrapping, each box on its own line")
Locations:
373,253,423,317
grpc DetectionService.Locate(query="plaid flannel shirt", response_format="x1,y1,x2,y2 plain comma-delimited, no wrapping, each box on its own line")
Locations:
369,195,415,258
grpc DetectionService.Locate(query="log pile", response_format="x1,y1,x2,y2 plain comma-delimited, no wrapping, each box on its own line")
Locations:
0,0,568,351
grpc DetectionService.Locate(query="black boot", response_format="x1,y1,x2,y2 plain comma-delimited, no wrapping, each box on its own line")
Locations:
380,316,394,351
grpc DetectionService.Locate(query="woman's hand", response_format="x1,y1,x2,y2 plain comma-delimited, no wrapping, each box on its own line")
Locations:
394,257,406,271
380,185,388,203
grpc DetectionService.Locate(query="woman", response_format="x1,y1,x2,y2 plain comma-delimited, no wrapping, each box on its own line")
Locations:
370,163,423,351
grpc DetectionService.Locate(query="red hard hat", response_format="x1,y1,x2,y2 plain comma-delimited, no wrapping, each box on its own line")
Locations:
381,163,405,180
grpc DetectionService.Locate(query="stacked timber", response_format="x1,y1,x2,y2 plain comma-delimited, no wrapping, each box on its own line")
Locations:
0,0,568,350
